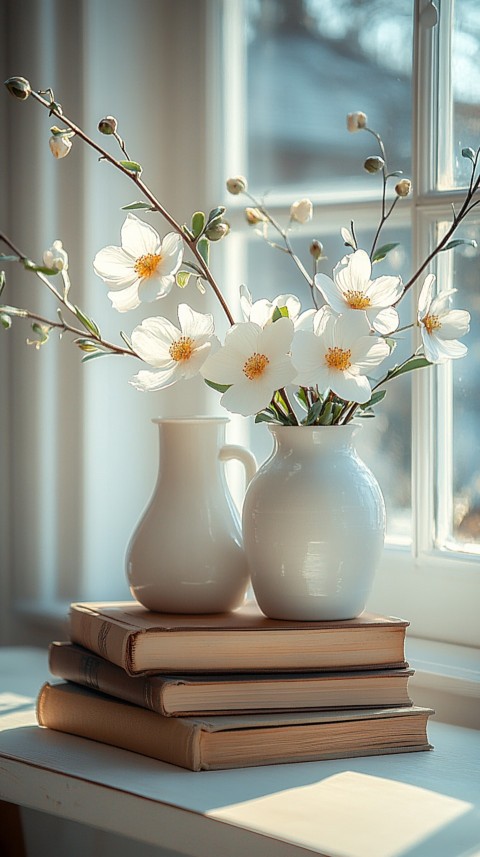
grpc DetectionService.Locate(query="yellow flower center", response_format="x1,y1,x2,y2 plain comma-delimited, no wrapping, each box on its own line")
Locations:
134,253,162,279
243,352,270,380
423,313,442,334
344,290,371,310
325,346,352,372
169,336,194,362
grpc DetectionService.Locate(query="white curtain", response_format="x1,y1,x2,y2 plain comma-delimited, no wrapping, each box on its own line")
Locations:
1,0,224,644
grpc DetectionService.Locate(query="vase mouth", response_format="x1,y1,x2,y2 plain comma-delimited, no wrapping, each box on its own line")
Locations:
268,421,362,434
152,415,229,425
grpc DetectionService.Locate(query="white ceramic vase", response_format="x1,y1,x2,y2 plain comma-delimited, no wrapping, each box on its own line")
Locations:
242,423,385,621
126,417,256,613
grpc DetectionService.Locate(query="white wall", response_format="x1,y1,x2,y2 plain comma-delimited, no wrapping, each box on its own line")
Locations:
1,0,224,646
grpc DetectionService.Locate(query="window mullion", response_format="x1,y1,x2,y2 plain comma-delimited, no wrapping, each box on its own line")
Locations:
412,0,441,556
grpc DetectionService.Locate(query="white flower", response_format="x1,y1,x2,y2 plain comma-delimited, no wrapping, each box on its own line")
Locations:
93,214,183,312
201,317,296,417
239,285,315,330
43,239,68,271
417,274,470,363
49,134,73,159
130,304,219,392
290,198,313,224
292,307,390,405
315,249,404,335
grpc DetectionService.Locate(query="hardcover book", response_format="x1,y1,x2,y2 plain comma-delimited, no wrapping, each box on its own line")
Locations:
68,601,409,676
37,681,433,772
49,641,414,716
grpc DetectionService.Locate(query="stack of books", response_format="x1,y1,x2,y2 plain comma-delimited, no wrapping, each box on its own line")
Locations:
36,600,433,771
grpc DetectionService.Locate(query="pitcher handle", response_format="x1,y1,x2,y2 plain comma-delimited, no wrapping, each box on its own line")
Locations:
219,445,257,487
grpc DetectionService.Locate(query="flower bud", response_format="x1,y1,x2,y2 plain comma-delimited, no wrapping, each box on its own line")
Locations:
4,76,31,100
364,156,385,174
346,111,367,132
309,239,324,260
204,221,230,241
395,178,412,197
49,132,73,159
43,239,69,271
98,116,118,135
245,207,266,225
226,175,247,195
290,198,313,224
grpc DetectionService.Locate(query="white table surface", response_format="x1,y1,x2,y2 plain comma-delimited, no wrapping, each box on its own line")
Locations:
0,647,479,857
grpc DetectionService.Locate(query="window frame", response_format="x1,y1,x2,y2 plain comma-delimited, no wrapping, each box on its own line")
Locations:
220,0,480,647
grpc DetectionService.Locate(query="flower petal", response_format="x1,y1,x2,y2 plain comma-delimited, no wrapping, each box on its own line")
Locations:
93,246,137,288
366,275,404,307
130,364,182,392
335,249,371,292
137,272,175,302
417,274,436,318
368,306,399,334
258,316,294,358
327,369,372,404
220,379,274,417
131,317,180,365
121,214,161,258
437,309,470,339
314,273,345,314
107,282,141,312
177,303,215,338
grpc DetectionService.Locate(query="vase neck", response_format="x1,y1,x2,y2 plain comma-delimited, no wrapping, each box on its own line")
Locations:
154,417,228,478
269,424,360,454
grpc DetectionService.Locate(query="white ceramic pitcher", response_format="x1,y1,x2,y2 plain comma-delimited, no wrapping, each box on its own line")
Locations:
126,417,256,613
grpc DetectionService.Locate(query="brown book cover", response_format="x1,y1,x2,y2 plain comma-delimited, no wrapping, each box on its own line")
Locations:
49,641,414,716
68,601,409,676
36,681,433,772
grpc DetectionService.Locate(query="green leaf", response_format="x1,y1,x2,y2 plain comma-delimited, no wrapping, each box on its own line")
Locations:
304,400,326,426
372,242,400,264
204,378,230,393
294,387,310,411
440,239,477,252
181,224,195,241
191,211,206,238
74,306,101,338
121,201,154,211
197,237,210,266
0,271,5,296
176,270,192,288
22,259,59,275
358,389,387,410
387,170,404,178
462,147,476,162
0,312,12,329
384,355,432,382
119,160,143,174
207,206,226,225
254,411,276,424
0,254,20,263
272,305,289,321
0,305,27,317
120,330,133,351
74,337,102,353
81,351,109,363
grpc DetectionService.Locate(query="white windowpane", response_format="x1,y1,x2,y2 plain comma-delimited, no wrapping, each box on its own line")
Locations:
434,219,480,552
453,0,480,184
245,0,413,192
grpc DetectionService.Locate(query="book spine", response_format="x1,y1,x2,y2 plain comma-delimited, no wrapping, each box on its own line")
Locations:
37,683,202,771
69,607,137,673
48,645,168,715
